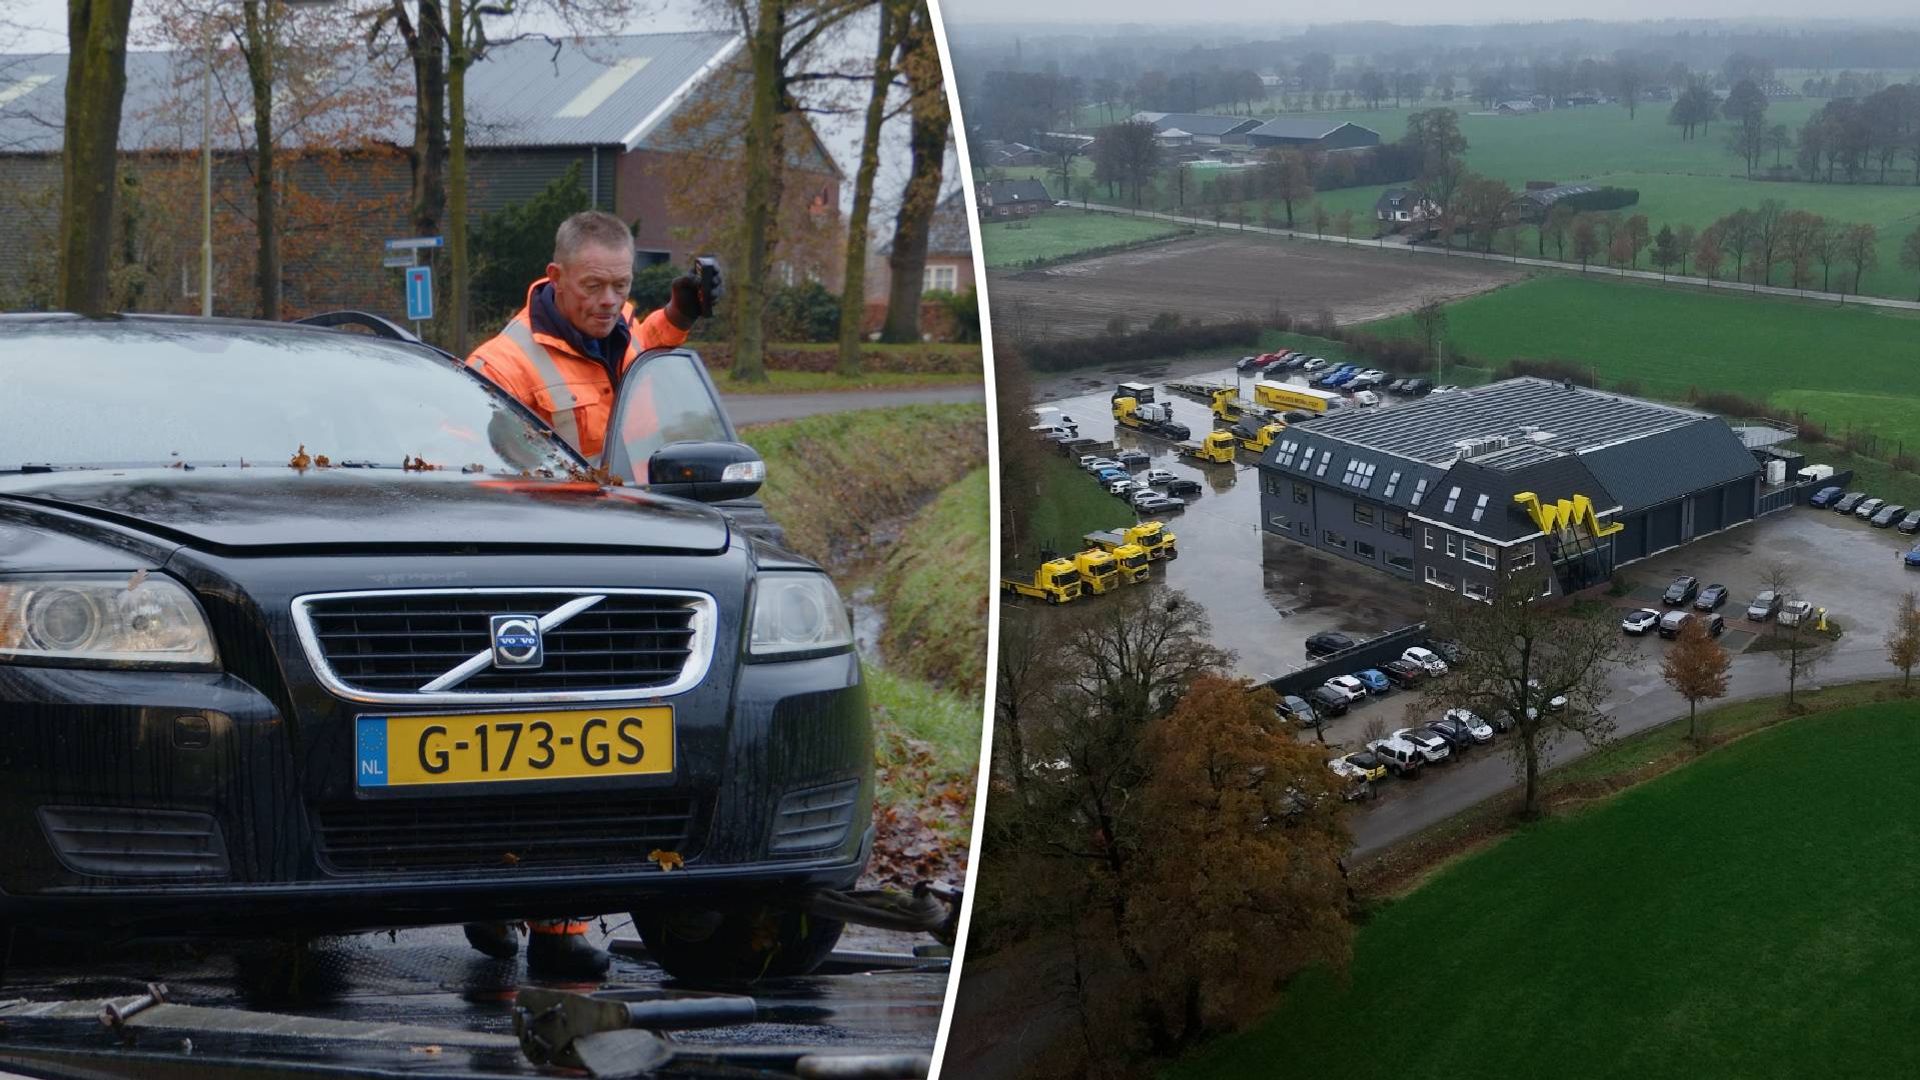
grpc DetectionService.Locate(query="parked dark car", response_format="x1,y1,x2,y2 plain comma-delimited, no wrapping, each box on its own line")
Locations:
0,314,869,980
1403,379,1433,395
1834,491,1868,513
1304,631,1358,658
1873,504,1908,528
1308,685,1351,717
1809,485,1844,508
1693,583,1728,611
1277,694,1316,726
1899,511,1920,534
1662,575,1701,606
1381,659,1425,688
1424,716,1476,752
1165,478,1203,497
1430,639,1465,664
1746,591,1783,621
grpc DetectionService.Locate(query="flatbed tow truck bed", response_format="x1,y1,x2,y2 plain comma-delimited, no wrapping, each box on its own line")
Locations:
0,924,944,1079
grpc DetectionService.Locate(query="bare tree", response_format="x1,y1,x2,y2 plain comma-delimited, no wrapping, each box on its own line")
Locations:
1412,298,1446,366
1423,572,1633,819
1886,591,1920,692
1662,614,1731,746
880,0,948,343
834,0,909,375
57,0,138,314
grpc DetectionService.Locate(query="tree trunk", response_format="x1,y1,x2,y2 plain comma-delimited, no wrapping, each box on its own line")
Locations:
730,0,786,382
834,0,899,377
1521,730,1542,818
1688,698,1698,745
402,0,447,240
881,3,946,344
446,0,471,355
242,0,280,321
56,0,137,315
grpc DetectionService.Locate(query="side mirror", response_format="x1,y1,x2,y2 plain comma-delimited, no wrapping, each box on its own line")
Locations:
647,440,765,503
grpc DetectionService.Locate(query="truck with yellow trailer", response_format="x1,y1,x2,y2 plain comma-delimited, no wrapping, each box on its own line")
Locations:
1001,558,1082,604
1231,421,1287,454
1070,548,1123,595
1111,396,1192,441
1178,430,1237,464
1253,380,1341,415
1085,521,1178,562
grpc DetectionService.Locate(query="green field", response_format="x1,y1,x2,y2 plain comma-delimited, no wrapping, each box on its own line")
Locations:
1364,275,1920,447
1007,98,1920,298
1017,453,1131,569
1172,700,1920,1080
980,211,1189,267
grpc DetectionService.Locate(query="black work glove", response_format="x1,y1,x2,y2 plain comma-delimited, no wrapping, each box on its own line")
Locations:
667,275,702,329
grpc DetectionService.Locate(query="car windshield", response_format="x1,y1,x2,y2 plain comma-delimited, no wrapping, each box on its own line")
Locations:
1755,592,1775,603
0,321,577,474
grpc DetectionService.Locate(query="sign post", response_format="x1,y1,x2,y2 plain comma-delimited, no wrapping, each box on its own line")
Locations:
405,266,434,327
385,238,443,340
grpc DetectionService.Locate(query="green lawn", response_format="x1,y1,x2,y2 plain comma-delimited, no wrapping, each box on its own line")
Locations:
980,211,1189,268
713,370,983,394
1016,453,1133,570
1363,275,1920,446
1173,700,1920,1080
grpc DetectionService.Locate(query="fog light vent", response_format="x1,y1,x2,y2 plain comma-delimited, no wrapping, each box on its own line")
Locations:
37,806,230,879
771,780,860,854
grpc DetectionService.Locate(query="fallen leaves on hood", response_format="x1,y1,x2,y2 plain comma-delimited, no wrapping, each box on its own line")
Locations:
647,849,684,872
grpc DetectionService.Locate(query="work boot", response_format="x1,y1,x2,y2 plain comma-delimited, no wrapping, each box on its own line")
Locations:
462,921,521,960
526,921,610,980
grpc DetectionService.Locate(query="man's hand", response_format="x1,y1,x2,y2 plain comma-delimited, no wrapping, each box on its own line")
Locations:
665,275,702,330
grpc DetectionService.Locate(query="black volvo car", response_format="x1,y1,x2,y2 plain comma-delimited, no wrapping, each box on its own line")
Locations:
0,314,871,979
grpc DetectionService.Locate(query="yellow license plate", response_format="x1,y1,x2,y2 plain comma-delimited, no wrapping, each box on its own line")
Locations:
355,706,673,787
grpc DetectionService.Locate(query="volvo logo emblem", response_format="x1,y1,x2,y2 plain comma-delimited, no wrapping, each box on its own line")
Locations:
490,615,544,669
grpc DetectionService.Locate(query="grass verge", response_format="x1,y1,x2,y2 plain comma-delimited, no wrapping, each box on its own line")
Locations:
981,211,1189,268
1176,685,1920,1080
864,664,979,886
746,403,987,564
713,370,983,394
875,467,989,698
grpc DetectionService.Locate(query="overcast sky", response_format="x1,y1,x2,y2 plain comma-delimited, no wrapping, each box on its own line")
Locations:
934,0,1920,24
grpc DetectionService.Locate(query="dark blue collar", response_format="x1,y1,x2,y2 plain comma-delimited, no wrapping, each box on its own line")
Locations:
530,282,630,380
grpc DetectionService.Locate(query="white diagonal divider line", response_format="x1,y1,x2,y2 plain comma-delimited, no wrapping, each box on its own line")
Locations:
418,595,607,693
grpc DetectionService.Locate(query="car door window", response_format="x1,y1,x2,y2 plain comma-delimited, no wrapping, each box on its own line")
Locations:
604,351,736,483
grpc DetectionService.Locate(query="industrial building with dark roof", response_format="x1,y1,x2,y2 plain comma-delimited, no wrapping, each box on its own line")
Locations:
1257,378,1766,598
1244,119,1381,152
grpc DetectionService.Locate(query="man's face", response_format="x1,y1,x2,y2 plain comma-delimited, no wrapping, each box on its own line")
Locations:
547,242,633,339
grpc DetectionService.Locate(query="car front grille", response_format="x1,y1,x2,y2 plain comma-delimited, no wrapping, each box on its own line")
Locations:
293,589,714,703
312,794,698,874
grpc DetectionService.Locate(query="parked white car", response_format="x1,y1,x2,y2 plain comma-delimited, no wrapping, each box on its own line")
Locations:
1620,608,1661,635
1143,468,1178,485
1394,726,1452,765
1301,357,1329,372
1442,708,1495,743
1083,457,1121,474
1778,599,1815,627
1403,646,1449,675
1366,735,1424,776
1352,390,1381,407
1128,488,1164,508
1322,675,1367,703
1108,479,1143,497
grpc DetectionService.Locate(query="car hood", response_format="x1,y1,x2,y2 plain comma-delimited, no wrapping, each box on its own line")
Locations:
0,470,731,555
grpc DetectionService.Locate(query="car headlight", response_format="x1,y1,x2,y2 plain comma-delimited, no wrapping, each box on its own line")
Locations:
0,573,218,668
749,573,852,657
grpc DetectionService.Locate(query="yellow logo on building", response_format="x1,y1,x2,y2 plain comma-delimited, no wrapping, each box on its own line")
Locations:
1513,491,1623,537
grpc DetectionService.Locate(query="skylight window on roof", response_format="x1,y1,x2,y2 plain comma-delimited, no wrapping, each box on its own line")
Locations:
1316,451,1332,477
1410,477,1429,506
1342,460,1377,490
1381,470,1401,499
1443,486,1461,513
555,57,653,118
1470,492,1490,522
1275,439,1298,468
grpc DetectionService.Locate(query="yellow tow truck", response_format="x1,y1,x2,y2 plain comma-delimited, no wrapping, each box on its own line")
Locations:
1178,430,1237,464
1210,387,1249,422
1232,421,1287,454
1107,543,1152,584
1085,521,1178,562
1071,548,1123,595
1001,558,1082,604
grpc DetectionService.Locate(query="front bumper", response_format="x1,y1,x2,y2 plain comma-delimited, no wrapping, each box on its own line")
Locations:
0,651,873,935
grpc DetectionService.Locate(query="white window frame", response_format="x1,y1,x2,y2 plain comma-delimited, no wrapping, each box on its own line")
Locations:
1424,527,1435,550
922,264,958,293
1463,539,1497,569
1324,530,1348,550
1424,566,1456,591
1511,545,1537,571
1464,580,1492,603
1446,533,1459,558
1386,553,1415,573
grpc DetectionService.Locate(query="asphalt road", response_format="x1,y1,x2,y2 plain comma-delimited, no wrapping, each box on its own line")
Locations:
724,385,983,426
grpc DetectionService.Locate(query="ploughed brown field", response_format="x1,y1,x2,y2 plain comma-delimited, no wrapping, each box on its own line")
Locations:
987,233,1522,340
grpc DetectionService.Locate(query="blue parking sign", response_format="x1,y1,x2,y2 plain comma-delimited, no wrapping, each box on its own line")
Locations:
405,266,433,321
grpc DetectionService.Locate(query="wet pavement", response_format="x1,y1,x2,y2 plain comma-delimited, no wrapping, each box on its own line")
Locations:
0,923,945,1078
1036,363,1426,680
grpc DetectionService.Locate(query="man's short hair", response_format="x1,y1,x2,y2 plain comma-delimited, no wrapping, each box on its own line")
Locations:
553,211,634,264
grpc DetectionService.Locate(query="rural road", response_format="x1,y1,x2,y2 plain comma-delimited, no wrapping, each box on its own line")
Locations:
724,385,983,426
1350,637,1891,856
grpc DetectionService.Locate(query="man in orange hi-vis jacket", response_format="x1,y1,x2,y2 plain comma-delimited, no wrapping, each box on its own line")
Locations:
467,210,705,462
461,210,705,978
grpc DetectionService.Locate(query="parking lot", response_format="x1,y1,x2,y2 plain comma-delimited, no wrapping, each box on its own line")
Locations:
1038,364,1918,853
1039,363,1429,680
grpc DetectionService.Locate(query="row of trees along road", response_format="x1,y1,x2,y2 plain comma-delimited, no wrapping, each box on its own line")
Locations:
54,0,951,381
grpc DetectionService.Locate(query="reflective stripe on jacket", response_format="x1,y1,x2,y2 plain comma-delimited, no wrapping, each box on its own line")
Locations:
467,278,690,459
